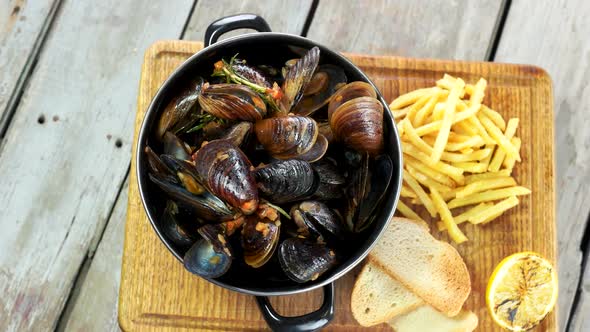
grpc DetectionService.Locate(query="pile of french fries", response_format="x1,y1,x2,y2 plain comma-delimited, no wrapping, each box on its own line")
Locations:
390,74,530,244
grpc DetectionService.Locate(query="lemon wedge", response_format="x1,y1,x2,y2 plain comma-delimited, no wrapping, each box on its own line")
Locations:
486,252,557,331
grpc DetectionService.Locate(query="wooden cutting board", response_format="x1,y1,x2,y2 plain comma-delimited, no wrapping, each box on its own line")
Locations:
119,40,556,331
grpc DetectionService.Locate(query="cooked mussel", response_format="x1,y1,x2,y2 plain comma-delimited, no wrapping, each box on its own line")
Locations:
255,115,318,159
221,122,252,148
241,202,281,268
193,140,259,215
293,65,347,116
278,237,336,283
157,77,204,138
345,154,393,232
327,81,376,120
312,159,345,200
184,223,233,278
255,159,317,204
161,200,195,249
232,61,272,89
199,83,267,121
318,121,334,143
297,134,328,162
291,201,345,242
280,47,320,113
163,131,191,160
330,96,384,156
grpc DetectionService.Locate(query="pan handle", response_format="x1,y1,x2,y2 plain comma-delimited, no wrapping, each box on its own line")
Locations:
204,14,272,47
255,283,335,332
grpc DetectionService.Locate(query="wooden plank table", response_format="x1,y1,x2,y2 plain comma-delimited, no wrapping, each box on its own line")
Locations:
0,0,588,331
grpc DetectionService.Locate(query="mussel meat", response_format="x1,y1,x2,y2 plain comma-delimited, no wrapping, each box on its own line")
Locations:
290,201,345,242
183,223,233,278
327,81,376,120
280,47,320,113
255,159,317,204
255,115,318,159
193,140,259,215
241,202,281,268
199,83,267,121
293,65,347,116
157,77,204,138
278,237,336,283
330,96,384,156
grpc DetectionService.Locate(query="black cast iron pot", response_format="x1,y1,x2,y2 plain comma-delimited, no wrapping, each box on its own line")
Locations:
136,14,403,332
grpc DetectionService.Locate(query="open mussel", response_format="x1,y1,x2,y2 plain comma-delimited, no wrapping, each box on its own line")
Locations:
232,60,273,89
157,77,204,138
293,65,347,116
255,159,317,204
330,95,384,156
221,122,252,148
160,200,195,249
279,47,320,113
290,201,345,242
199,83,267,121
278,237,336,283
345,153,393,232
163,131,191,160
241,203,281,268
193,140,259,215
255,115,322,160
184,223,233,278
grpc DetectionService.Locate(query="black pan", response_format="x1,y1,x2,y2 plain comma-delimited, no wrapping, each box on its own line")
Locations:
136,14,403,332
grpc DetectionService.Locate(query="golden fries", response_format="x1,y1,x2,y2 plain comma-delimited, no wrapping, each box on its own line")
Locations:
390,74,529,244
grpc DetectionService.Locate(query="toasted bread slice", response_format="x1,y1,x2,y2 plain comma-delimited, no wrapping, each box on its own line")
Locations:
369,217,471,316
389,306,478,332
351,262,423,326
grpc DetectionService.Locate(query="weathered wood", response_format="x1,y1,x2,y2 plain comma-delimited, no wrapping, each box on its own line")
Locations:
494,1,590,329
306,0,503,59
0,1,194,330
120,40,556,331
57,179,129,332
183,0,313,40
0,0,58,132
570,259,590,332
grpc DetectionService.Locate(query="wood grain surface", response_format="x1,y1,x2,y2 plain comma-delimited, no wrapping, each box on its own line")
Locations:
306,0,504,60
0,1,194,330
119,40,556,331
493,1,590,329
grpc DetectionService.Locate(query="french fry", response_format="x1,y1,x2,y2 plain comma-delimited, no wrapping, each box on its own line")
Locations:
447,186,531,209
403,120,433,155
406,94,433,123
464,84,475,96
480,144,495,169
404,154,456,187
401,184,418,198
396,118,405,137
455,177,517,198
430,187,467,244
481,105,506,131
437,202,492,231
403,170,437,217
403,144,465,184
390,87,436,110
503,137,521,171
459,148,474,154
440,148,492,163
469,78,487,106
436,75,466,98
453,120,479,137
396,200,427,223
469,196,519,224
433,102,446,120
414,92,442,127
406,164,453,193
391,107,409,120
466,116,495,144
453,162,488,173
465,169,512,184
488,118,520,171
478,113,521,161
445,135,485,151
430,79,464,164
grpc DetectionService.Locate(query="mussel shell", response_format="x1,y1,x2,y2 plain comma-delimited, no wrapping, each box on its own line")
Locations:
160,200,195,249
318,122,335,143
297,134,328,163
327,81,376,120
221,122,253,148
162,131,191,160
278,237,336,283
355,155,393,232
255,115,319,159
291,201,346,241
157,77,204,138
330,96,384,156
193,140,259,215
159,154,206,195
312,158,345,200
232,62,272,88
280,47,320,113
199,84,267,121
255,159,318,204
145,146,173,180
293,65,348,116
183,238,232,278
241,215,280,268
